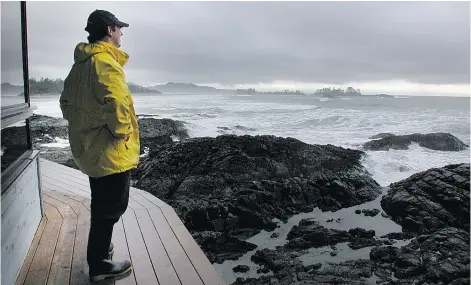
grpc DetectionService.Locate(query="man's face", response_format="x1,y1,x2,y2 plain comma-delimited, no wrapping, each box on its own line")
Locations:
108,26,123,48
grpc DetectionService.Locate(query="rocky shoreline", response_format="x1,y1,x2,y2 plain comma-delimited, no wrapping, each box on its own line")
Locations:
7,114,469,285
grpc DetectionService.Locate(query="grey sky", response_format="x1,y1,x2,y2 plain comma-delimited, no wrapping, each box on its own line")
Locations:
2,1,470,95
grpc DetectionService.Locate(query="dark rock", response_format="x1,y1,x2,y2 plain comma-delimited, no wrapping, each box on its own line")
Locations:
286,219,350,249
251,248,303,272
348,238,385,250
243,246,377,285
381,212,388,218
134,135,381,240
370,246,400,263
380,232,415,240
348,228,375,239
362,208,380,217
326,218,334,222
346,228,381,250
372,227,470,284
286,219,385,250
304,263,322,271
233,265,250,273
191,231,257,264
449,278,471,285
381,163,470,233
30,114,69,143
363,132,468,151
369,133,395,139
270,232,280,238
355,209,361,214
330,251,338,256
256,267,270,274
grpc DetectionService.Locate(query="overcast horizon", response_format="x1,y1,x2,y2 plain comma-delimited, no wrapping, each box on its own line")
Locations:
2,1,470,96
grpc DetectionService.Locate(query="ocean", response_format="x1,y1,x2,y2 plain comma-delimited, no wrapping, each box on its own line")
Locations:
29,93,470,283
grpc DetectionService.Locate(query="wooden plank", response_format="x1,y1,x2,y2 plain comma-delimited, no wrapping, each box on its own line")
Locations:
43,189,117,285
43,196,77,219
134,208,181,285
42,187,91,215
41,166,90,189
172,225,226,285
132,189,170,209
113,218,137,285
42,181,90,202
131,193,204,285
40,159,84,178
160,207,185,227
69,203,91,285
46,217,76,285
43,202,62,220
41,175,90,198
147,208,203,285
23,218,61,285
41,196,77,285
42,186,89,205
14,218,47,285
121,209,159,285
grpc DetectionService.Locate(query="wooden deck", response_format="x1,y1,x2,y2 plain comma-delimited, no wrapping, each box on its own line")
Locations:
14,158,226,285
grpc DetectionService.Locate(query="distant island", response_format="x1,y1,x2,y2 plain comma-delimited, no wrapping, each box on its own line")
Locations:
1,78,161,96
234,86,363,97
149,82,233,94
314,87,362,97
2,78,393,98
235,88,306,95
127,82,162,94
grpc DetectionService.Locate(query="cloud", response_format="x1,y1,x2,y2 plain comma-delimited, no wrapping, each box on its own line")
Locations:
1,1,470,95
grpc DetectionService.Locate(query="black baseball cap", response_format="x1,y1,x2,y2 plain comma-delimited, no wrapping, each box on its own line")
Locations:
85,9,129,32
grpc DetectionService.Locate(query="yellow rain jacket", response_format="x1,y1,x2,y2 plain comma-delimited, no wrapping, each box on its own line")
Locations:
60,41,140,178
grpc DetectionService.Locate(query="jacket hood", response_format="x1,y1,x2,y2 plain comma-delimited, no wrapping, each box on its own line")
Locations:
74,41,129,66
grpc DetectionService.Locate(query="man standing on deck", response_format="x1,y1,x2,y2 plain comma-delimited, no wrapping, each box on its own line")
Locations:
59,9,139,282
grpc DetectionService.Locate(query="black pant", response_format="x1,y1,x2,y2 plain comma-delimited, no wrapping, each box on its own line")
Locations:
87,170,131,268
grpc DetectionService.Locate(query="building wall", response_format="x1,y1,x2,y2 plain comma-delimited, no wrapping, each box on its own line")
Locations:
1,152,42,285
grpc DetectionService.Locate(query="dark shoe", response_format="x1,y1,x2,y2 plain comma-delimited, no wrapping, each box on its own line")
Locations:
89,259,132,282
108,242,114,259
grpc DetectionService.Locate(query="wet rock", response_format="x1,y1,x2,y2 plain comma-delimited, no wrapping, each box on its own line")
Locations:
369,133,395,139
247,248,375,285
381,163,470,233
364,132,468,151
372,227,470,284
134,135,381,241
355,209,361,214
370,246,400,263
192,231,257,264
348,228,375,239
286,219,350,249
380,232,415,241
362,208,380,217
286,219,386,250
233,265,250,273
256,268,270,274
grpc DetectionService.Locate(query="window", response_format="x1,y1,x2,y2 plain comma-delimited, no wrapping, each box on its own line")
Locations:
1,1,34,193
1,120,30,172
1,1,25,106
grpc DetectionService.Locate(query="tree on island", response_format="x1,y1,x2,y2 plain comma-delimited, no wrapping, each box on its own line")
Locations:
314,87,361,97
